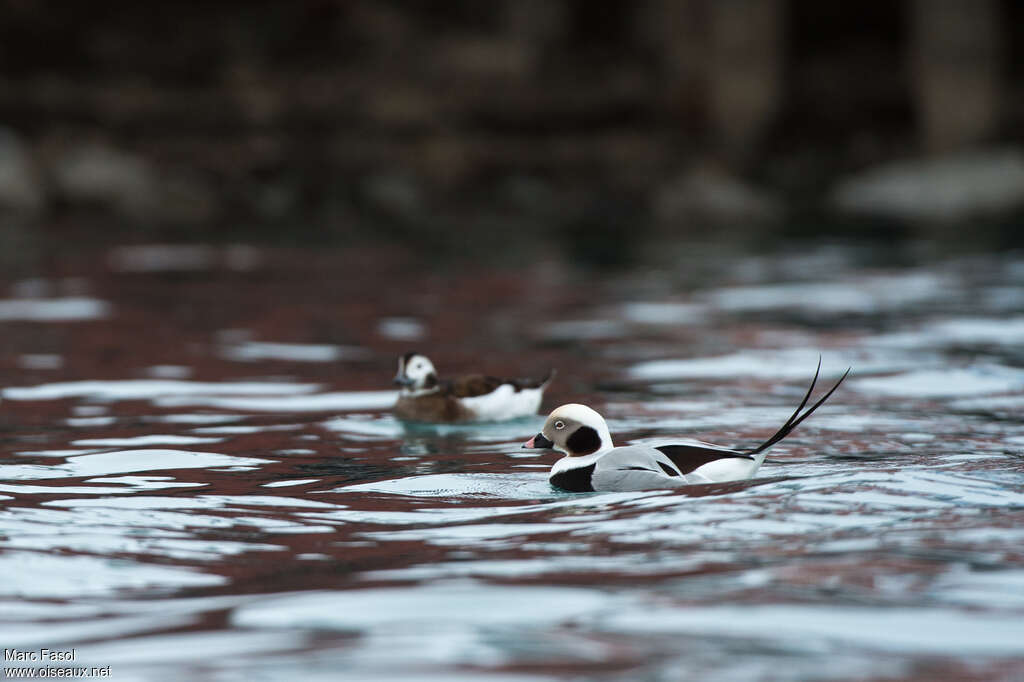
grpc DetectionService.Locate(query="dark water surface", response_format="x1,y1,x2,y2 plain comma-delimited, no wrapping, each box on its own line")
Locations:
1,242,1023,681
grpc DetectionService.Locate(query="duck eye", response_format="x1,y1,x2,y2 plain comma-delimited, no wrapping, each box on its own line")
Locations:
554,420,565,430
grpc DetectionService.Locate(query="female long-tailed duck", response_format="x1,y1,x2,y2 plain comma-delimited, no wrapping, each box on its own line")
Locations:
523,362,848,492
393,352,555,423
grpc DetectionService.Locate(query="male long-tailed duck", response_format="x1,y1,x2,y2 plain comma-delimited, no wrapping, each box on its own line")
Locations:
393,352,554,423
523,361,848,492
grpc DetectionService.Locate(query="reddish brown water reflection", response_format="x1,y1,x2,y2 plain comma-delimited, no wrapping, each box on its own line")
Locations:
1,242,1023,680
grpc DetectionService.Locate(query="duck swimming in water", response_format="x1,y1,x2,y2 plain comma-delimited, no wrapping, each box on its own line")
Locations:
393,352,555,423
523,361,848,492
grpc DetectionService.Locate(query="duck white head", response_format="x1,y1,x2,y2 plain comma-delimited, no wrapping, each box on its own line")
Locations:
394,352,439,394
522,403,614,456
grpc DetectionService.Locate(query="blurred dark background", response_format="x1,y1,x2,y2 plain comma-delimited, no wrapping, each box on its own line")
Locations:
1,0,1022,264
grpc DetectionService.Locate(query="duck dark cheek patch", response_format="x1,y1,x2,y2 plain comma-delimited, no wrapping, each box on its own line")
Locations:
567,426,602,455
424,374,438,389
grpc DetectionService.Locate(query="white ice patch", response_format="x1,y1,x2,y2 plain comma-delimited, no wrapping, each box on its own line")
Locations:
0,297,111,321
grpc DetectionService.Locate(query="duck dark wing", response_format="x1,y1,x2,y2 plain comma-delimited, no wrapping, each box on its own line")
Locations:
654,444,754,475
447,374,506,398
447,369,555,398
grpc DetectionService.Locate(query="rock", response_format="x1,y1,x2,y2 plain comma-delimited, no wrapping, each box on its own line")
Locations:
655,165,780,225
831,149,1024,222
0,128,44,212
156,172,219,224
433,37,536,80
50,142,218,224
51,143,159,218
360,172,422,220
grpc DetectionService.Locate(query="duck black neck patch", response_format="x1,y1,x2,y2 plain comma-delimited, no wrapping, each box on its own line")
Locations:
549,463,596,492
566,426,602,455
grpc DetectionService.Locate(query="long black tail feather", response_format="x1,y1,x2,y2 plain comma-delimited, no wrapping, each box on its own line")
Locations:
745,359,850,456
